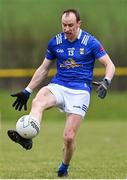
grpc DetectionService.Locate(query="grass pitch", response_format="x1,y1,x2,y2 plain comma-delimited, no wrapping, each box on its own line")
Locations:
1,119,127,178
0,91,127,178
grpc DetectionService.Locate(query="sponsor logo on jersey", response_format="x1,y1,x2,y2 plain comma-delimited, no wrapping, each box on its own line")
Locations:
60,58,83,69
56,49,64,53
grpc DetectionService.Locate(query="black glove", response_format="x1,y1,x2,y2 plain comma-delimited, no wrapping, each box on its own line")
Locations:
11,89,31,111
96,78,111,99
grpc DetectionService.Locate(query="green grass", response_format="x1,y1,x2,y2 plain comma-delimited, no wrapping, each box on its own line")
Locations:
1,120,127,178
0,91,127,178
0,90,127,121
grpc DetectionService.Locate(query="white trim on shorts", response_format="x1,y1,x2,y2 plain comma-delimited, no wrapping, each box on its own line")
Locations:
47,83,90,117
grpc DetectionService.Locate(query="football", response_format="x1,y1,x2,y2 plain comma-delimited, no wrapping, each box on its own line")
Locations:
16,115,40,139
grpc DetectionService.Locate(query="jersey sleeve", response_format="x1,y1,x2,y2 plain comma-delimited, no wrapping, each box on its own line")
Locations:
45,39,56,60
91,37,107,59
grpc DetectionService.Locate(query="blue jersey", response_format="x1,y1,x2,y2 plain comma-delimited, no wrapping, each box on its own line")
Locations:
45,29,107,92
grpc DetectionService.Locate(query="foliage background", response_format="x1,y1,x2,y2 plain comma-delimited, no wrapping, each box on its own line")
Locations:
0,0,126,67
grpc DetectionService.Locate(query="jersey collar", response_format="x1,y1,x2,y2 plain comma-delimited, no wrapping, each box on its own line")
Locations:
77,28,82,39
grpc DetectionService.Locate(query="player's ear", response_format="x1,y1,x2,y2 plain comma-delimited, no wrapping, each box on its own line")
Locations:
78,20,81,27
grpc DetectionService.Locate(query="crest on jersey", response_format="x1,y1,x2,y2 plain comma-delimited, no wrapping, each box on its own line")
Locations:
79,48,85,55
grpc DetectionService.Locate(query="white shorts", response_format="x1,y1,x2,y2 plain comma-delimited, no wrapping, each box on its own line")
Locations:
47,83,90,117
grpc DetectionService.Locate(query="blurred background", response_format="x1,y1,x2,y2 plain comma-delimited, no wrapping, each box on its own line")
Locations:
0,1,127,178
0,0,127,90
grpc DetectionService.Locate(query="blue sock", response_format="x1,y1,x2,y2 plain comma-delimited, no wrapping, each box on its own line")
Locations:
58,161,69,172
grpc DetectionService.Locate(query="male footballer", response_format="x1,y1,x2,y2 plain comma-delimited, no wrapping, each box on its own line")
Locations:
7,9,115,177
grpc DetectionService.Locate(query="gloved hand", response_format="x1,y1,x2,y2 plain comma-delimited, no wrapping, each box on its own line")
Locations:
96,78,111,99
11,89,31,111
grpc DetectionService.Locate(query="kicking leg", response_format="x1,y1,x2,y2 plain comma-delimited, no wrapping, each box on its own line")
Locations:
7,130,33,150
8,86,56,149
29,86,57,122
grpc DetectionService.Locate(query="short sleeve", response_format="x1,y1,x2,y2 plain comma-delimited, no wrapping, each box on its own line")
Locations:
45,40,56,60
91,37,107,59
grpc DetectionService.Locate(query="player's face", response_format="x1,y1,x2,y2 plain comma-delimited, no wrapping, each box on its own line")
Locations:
61,13,81,41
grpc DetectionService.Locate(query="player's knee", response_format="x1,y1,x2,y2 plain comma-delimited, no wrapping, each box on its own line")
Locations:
63,130,75,146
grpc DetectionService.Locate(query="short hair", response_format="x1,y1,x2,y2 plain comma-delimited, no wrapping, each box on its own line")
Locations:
62,9,81,22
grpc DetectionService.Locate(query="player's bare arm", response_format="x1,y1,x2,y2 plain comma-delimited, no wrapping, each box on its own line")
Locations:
11,58,54,111
93,54,115,99
98,54,115,80
26,58,54,91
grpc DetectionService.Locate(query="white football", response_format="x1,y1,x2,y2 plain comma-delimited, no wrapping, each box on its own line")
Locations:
16,115,40,139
